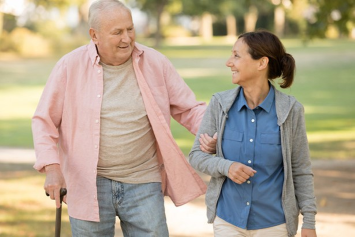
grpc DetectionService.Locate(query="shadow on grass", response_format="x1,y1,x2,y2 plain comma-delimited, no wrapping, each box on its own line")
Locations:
0,162,71,237
310,140,355,159
313,160,355,216
0,205,71,237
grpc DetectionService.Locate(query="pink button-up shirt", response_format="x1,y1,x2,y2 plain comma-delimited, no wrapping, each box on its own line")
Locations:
32,41,207,221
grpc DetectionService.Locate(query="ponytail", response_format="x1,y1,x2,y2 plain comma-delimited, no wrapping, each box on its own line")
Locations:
279,53,295,88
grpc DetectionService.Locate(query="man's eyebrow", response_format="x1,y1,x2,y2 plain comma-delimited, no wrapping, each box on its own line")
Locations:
111,25,134,31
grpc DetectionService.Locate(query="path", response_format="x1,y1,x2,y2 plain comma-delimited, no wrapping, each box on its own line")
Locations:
1,148,354,236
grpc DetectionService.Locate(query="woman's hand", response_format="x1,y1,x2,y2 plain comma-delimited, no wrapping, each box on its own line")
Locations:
199,132,217,154
301,228,317,237
228,162,257,184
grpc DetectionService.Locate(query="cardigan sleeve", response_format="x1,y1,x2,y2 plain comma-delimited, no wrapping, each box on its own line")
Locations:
189,96,234,178
290,102,317,229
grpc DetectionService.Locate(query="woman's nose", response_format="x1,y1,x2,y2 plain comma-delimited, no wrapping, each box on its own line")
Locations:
226,57,233,67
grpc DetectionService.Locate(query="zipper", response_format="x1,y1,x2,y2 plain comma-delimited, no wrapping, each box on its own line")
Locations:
211,109,228,220
280,125,292,236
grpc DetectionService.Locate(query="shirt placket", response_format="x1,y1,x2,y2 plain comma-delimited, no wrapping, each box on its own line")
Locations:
244,108,256,211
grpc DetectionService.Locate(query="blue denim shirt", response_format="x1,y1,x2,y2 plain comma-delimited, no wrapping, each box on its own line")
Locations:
216,86,285,230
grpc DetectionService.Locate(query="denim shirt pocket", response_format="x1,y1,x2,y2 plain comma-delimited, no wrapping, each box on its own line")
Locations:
260,132,282,166
222,129,244,162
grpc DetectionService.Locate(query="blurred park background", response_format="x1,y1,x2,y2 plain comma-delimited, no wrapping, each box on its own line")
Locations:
0,0,355,236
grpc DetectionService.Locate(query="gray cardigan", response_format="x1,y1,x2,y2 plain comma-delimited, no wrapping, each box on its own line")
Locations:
189,85,317,237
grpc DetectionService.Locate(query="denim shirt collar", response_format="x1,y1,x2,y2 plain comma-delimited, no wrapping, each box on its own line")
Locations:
236,84,275,113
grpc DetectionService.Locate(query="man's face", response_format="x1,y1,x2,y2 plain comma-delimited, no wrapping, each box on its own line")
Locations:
91,7,135,66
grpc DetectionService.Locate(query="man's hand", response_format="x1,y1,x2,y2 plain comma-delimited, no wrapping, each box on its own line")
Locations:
199,132,217,154
228,162,256,184
301,228,317,237
44,164,67,208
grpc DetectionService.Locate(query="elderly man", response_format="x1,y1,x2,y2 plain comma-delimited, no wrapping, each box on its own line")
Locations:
32,0,216,236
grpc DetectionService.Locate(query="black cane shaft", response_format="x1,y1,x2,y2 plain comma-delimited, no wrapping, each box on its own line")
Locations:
55,204,62,237
54,188,67,237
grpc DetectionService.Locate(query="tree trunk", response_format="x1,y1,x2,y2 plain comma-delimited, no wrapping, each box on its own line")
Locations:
274,6,285,37
200,12,213,41
154,0,168,48
75,1,90,36
0,11,3,37
244,5,258,32
226,14,237,37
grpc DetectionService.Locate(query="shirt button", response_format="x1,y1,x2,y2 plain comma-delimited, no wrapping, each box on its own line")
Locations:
97,94,101,98
247,202,250,205
97,70,101,73
95,145,98,149
250,139,253,142
251,119,255,123
95,119,99,123
247,180,251,184
248,160,251,164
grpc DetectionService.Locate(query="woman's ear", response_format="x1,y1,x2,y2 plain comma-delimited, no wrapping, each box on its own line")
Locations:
258,56,269,70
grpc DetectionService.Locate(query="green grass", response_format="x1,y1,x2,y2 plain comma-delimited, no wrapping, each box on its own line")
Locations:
0,38,354,159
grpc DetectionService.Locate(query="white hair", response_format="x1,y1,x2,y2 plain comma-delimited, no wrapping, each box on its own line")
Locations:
88,0,131,30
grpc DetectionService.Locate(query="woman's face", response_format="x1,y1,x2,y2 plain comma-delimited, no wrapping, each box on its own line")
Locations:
225,38,260,86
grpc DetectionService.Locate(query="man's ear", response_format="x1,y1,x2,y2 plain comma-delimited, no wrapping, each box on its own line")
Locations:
89,28,99,44
258,56,269,70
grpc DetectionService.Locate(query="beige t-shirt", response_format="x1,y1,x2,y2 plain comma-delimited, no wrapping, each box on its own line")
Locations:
97,58,161,183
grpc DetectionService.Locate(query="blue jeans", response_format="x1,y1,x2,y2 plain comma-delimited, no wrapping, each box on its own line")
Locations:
70,176,169,237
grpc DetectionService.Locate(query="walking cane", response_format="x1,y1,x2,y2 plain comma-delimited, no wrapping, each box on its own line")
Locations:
46,188,67,237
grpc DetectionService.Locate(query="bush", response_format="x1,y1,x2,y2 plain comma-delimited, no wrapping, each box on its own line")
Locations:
9,27,52,57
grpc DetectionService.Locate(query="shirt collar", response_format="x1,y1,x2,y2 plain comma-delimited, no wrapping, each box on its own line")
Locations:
88,40,100,66
236,84,275,113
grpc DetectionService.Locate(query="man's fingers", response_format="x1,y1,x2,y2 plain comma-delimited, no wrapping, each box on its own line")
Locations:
199,134,210,147
63,195,67,204
200,134,215,148
54,189,61,208
213,132,218,139
199,138,214,152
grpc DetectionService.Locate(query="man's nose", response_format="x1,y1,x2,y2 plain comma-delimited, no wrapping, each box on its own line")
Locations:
121,30,130,42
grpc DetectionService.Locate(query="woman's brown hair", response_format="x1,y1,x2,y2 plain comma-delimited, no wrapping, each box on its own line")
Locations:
238,30,295,88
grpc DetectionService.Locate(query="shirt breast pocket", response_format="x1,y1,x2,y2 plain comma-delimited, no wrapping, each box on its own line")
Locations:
222,129,243,162
259,132,282,166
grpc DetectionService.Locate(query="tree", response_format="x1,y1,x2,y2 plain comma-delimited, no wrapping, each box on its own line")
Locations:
30,0,90,35
132,0,171,47
306,0,355,38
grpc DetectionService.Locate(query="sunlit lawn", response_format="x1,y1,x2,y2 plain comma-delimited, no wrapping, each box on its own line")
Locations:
0,163,71,237
0,37,355,237
1,38,355,159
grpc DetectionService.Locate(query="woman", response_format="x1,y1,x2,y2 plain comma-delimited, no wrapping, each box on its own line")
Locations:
189,30,317,237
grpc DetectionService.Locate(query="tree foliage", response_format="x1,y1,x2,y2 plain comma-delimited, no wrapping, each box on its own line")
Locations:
307,0,355,38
